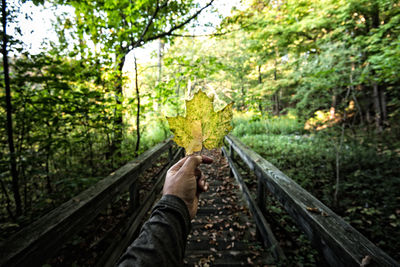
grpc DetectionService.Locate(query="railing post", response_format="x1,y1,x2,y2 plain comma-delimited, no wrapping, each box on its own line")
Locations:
229,143,234,160
257,176,266,214
229,144,234,177
256,176,266,241
129,182,140,212
168,146,173,161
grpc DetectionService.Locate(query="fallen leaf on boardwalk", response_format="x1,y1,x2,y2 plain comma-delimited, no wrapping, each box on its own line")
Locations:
204,223,213,229
306,206,329,216
166,90,233,155
360,255,372,267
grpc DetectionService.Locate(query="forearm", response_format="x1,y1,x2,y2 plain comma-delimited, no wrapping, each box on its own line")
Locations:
117,195,191,267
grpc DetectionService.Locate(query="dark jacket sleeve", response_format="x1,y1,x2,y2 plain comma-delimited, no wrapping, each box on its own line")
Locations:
117,194,191,267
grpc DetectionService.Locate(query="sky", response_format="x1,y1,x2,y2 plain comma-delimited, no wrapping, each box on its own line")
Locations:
16,0,244,62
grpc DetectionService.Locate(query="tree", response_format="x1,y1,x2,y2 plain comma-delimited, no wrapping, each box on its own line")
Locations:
54,0,215,157
1,0,22,217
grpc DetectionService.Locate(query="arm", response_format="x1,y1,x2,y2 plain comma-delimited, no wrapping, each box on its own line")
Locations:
117,195,191,267
117,155,213,267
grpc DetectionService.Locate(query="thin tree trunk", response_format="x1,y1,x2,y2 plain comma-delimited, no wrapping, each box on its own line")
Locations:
380,88,387,123
110,54,126,160
2,0,22,216
372,82,383,131
333,86,351,208
134,55,141,156
0,176,15,220
88,132,95,176
241,84,245,109
334,125,344,208
258,65,263,113
46,149,52,193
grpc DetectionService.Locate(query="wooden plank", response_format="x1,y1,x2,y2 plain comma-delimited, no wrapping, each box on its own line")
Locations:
99,147,184,267
0,138,173,267
225,135,399,267
221,147,286,261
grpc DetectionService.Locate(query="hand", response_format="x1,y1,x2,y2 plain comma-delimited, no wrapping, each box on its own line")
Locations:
163,155,213,219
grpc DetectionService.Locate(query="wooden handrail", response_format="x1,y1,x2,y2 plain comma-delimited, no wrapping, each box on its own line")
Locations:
225,135,399,267
98,147,184,267
221,146,286,261
0,138,174,267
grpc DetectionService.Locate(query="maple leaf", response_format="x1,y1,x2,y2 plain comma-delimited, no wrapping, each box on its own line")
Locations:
167,90,233,155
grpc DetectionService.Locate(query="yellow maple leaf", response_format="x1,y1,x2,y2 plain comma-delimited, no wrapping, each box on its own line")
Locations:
167,90,233,155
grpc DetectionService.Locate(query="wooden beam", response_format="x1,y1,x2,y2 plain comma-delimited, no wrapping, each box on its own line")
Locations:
225,135,399,267
222,147,286,261
0,138,174,267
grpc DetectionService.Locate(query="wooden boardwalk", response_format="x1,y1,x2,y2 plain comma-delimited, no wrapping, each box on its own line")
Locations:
1,136,398,267
184,150,274,266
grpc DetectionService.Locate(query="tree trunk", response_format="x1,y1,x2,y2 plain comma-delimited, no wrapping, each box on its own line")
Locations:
45,129,53,194
372,82,383,131
380,88,387,123
110,54,126,160
241,84,245,109
134,55,141,156
2,0,22,216
330,93,337,120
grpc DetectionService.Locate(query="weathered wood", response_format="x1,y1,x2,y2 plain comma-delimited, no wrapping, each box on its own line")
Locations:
256,176,267,242
0,138,174,267
225,135,399,267
129,182,140,212
99,148,183,267
257,176,266,215
168,145,173,161
222,147,286,261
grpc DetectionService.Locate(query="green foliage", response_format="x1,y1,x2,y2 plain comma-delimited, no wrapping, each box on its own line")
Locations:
232,114,305,136
233,114,400,260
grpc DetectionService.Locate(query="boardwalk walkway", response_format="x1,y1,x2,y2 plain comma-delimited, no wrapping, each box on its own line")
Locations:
2,137,398,267
184,149,274,266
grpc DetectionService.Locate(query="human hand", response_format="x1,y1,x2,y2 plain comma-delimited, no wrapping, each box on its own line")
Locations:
163,155,213,219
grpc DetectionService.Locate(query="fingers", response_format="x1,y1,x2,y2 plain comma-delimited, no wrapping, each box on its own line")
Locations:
197,177,209,193
201,155,213,164
181,155,203,171
169,155,213,173
181,155,214,172
168,156,189,173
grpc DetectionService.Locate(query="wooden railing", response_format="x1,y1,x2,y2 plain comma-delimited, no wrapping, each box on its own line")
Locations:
224,134,399,267
0,138,183,267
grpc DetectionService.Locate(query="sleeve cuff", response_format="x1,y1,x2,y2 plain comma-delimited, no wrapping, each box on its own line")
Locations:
152,194,191,235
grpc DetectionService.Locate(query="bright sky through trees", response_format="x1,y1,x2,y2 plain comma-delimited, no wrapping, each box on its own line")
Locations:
16,0,243,60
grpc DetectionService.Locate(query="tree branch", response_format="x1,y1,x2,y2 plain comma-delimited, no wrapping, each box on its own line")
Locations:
140,0,215,45
132,0,169,49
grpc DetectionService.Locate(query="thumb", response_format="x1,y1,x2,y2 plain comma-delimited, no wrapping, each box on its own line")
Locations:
180,155,203,172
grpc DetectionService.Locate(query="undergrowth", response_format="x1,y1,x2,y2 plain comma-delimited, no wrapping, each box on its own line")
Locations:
232,113,400,262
